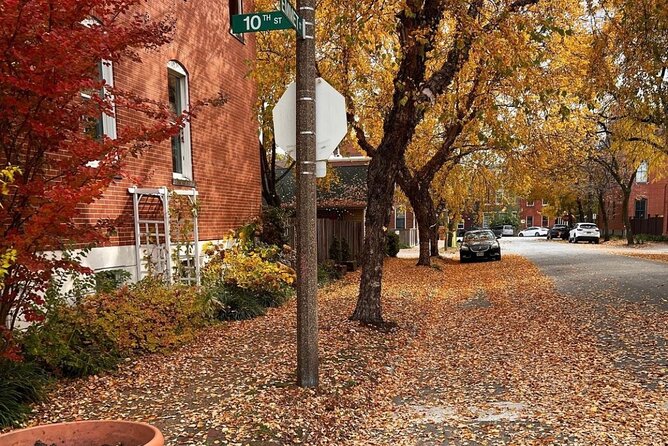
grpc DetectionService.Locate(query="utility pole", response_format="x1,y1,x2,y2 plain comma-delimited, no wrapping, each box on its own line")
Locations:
295,0,318,387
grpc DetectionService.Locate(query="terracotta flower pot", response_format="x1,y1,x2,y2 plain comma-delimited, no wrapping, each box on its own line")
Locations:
0,420,164,446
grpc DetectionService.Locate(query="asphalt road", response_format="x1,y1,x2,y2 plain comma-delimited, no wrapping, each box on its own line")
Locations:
500,236,668,310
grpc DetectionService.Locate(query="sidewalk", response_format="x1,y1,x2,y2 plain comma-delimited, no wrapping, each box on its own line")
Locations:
397,240,457,259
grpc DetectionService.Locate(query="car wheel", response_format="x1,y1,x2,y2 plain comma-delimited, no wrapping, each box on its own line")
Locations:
595,239,600,244
534,232,539,236
497,253,502,261
460,257,467,263
518,233,524,237
573,237,578,244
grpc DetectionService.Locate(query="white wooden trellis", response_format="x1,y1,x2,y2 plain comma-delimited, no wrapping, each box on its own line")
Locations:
128,186,200,285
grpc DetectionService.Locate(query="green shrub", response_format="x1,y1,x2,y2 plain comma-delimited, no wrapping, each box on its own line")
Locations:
318,259,344,286
202,239,296,306
329,237,352,263
329,236,342,263
202,284,267,321
0,359,49,428
200,222,296,322
634,234,668,243
94,269,131,294
260,206,290,247
22,278,207,377
386,232,401,257
22,302,120,377
91,278,207,354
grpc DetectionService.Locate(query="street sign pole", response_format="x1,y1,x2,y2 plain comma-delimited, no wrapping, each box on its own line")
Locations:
295,0,318,388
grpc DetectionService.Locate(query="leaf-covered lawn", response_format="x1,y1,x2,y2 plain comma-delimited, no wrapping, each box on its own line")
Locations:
614,252,668,264
27,256,667,445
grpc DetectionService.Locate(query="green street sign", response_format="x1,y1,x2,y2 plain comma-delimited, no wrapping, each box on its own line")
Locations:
231,11,293,34
279,0,304,36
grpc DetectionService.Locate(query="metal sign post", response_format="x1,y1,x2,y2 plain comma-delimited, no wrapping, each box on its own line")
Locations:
295,0,318,388
232,1,319,388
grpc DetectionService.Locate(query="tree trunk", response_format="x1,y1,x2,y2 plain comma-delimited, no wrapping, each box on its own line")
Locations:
417,224,432,266
621,189,634,245
259,141,281,207
597,190,610,241
350,154,399,326
397,167,437,266
430,226,439,257
577,198,585,223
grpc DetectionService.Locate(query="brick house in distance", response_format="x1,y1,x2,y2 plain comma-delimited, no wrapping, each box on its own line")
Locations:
599,161,668,236
79,0,261,282
518,199,555,229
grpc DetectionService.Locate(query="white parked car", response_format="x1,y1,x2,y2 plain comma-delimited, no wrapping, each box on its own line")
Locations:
569,223,600,244
517,226,549,237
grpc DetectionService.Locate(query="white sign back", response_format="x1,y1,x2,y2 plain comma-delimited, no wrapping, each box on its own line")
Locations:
273,78,347,176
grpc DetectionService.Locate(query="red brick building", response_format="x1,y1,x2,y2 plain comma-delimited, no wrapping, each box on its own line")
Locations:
80,1,261,281
599,163,668,236
517,199,556,229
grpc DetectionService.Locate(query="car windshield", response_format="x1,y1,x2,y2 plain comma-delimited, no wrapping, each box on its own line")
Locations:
464,231,495,242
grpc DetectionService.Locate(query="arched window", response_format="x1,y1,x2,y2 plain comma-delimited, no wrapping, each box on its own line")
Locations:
167,61,192,180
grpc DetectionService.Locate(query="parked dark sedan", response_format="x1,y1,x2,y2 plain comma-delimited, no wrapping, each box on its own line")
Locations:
546,224,570,240
459,230,501,263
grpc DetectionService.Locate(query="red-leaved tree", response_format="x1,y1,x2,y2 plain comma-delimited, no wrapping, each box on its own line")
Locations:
0,0,185,338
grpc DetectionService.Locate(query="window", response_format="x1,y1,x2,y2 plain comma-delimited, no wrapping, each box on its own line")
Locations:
495,190,504,205
395,206,406,230
526,215,534,227
80,19,117,143
168,61,192,180
636,161,648,183
527,200,535,207
635,198,647,219
542,216,549,227
229,0,244,40
81,62,116,168
542,199,548,206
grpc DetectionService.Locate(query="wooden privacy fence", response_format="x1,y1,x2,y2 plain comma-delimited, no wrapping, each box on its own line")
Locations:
287,219,364,263
630,216,664,236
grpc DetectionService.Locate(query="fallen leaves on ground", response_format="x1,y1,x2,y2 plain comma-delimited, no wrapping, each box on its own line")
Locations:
24,256,667,445
613,252,668,264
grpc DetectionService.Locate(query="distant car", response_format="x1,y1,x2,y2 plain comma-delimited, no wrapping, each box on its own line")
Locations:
460,230,501,262
569,223,600,244
517,226,549,237
492,224,514,237
547,224,570,240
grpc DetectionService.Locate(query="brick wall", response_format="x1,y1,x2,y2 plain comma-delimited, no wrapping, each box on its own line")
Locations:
518,199,549,228
84,0,261,247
